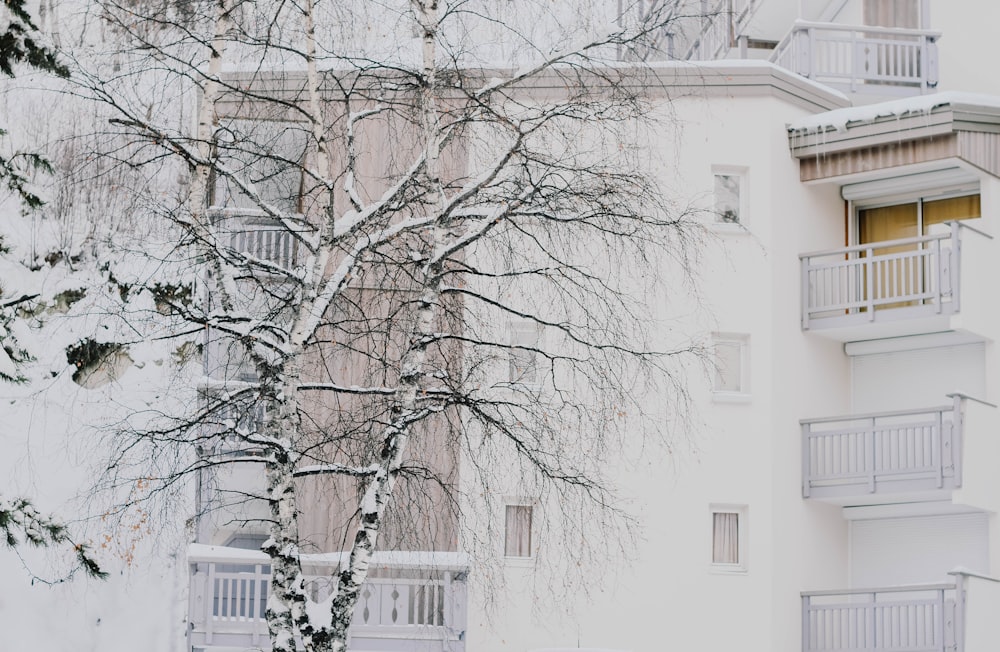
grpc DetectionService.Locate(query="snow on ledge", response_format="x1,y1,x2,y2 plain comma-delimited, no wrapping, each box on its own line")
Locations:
788,91,1000,134
187,543,470,570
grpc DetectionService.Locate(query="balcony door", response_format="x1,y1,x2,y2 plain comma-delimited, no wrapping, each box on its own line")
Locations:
856,193,979,310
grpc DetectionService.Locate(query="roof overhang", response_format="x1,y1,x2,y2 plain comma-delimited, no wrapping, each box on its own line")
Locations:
786,92,1000,182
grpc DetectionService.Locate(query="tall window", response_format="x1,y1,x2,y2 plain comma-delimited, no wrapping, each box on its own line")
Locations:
711,505,747,571
508,321,542,385
712,333,749,398
712,166,747,226
714,174,741,223
504,504,533,557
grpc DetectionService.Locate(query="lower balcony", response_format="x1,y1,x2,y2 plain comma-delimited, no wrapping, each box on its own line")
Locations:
801,397,965,505
802,583,959,652
803,571,1000,652
187,544,468,652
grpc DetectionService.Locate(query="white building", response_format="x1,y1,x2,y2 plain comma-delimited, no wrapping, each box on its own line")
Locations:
189,2,1000,651
7,1,1000,651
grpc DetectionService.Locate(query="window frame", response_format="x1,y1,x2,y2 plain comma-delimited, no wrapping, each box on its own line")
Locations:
710,165,749,231
711,332,750,402
709,504,748,573
502,500,536,562
507,320,544,388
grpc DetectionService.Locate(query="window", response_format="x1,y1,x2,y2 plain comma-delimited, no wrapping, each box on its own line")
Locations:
710,505,747,572
712,333,749,398
504,504,533,557
712,166,747,226
863,0,924,29
508,321,542,385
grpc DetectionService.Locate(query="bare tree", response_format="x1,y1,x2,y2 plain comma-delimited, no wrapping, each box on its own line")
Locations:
61,1,708,649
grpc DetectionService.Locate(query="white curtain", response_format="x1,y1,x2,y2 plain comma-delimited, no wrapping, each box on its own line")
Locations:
505,505,533,557
713,512,739,564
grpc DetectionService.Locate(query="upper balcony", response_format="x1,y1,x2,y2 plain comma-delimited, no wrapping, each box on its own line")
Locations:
188,544,468,652
800,221,993,342
771,20,940,96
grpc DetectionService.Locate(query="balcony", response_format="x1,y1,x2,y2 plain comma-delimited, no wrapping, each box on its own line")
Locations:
209,208,305,272
188,544,468,651
771,21,940,95
802,583,960,652
800,222,993,341
802,571,1000,652
801,398,964,505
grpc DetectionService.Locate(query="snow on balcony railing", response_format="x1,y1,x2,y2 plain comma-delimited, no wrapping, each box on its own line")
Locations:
208,208,305,272
802,583,961,652
187,545,469,650
770,20,940,94
801,398,962,499
800,223,964,331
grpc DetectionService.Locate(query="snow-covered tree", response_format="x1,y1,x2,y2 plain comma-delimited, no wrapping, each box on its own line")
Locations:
54,1,710,649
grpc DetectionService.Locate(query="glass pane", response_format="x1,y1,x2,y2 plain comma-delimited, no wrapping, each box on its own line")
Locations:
505,505,533,557
858,202,918,245
923,194,980,234
712,512,739,564
714,340,742,392
714,174,740,223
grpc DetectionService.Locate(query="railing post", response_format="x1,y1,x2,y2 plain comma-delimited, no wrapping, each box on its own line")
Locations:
850,28,859,92
951,222,961,315
865,247,875,320
867,417,877,493
205,562,216,645
935,408,944,488
926,35,939,88
954,577,966,652
801,256,811,330
937,588,946,652
805,27,815,78
802,423,811,498
933,235,944,312
801,594,810,652
252,563,264,646
952,394,964,489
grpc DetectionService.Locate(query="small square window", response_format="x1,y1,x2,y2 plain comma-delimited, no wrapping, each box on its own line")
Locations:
504,504,533,557
710,505,747,572
712,333,749,398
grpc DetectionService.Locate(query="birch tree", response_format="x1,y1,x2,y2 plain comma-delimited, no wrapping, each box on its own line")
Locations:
71,1,707,649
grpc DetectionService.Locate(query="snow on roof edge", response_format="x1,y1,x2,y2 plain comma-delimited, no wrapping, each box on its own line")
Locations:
187,543,470,569
788,91,1000,134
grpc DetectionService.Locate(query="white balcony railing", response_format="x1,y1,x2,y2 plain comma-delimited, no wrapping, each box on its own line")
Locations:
188,545,468,651
684,0,761,61
209,208,305,272
801,223,964,332
771,20,940,94
801,397,964,500
802,584,960,652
